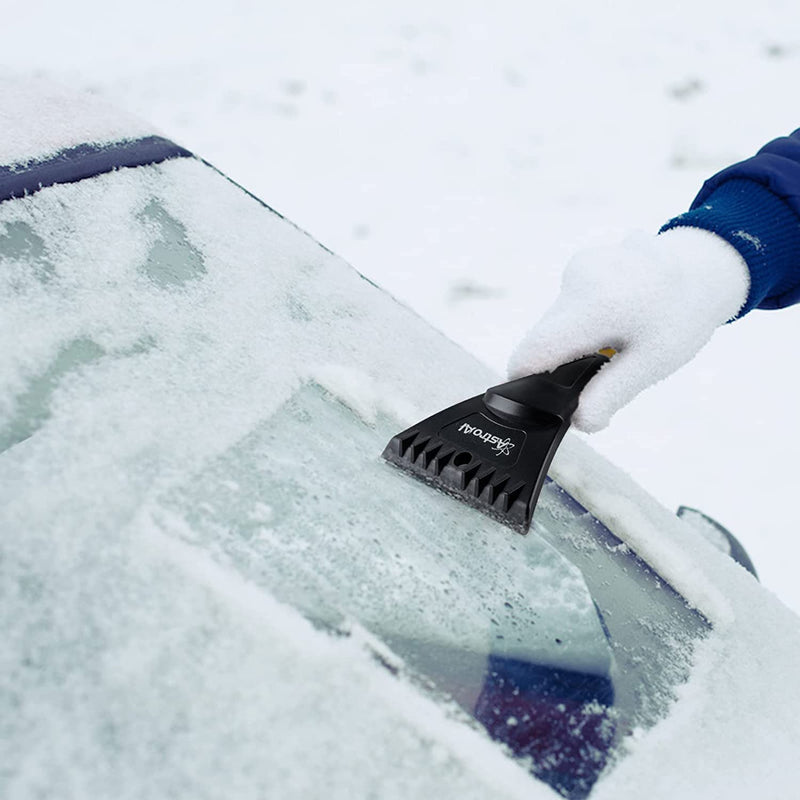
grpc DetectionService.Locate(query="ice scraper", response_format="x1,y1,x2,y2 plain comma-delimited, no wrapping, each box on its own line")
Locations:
382,351,613,533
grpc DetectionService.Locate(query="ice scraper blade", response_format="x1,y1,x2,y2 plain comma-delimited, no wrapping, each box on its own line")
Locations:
381,352,611,533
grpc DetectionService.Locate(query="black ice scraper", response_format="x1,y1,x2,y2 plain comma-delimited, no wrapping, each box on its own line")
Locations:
382,351,613,534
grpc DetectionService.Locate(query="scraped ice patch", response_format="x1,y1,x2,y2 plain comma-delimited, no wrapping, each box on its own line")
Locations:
151,379,612,676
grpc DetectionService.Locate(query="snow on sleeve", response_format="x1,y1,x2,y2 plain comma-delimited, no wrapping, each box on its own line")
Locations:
0,71,159,167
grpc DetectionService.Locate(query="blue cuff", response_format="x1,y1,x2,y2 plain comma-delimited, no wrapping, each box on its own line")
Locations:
660,178,800,316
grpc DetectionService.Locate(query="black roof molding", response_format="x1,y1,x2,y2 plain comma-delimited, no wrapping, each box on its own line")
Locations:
0,135,193,204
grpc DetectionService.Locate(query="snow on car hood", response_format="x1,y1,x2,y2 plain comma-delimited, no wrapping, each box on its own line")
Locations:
1,150,800,800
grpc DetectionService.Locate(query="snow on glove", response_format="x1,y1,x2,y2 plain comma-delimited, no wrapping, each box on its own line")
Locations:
507,227,750,433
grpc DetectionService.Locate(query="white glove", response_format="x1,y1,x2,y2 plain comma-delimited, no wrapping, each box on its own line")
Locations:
507,227,750,432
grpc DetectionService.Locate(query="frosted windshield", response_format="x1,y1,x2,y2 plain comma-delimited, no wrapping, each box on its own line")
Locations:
0,159,707,800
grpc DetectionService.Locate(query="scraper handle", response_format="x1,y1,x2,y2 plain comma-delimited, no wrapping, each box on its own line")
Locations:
483,352,611,424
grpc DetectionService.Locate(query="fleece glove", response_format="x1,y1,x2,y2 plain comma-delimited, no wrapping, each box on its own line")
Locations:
507,227,750,432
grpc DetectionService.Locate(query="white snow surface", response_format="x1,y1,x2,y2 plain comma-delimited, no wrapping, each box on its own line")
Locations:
0,72,157,166
3,3,800,797
508,227,750,432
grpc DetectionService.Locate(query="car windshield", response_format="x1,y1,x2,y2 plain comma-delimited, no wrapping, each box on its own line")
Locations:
159,378,708,797
0,156,708,799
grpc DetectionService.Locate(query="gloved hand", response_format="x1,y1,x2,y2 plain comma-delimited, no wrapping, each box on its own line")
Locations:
507,227,750,432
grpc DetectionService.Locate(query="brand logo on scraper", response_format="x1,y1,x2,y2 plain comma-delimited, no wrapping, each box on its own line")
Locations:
457,422,515,456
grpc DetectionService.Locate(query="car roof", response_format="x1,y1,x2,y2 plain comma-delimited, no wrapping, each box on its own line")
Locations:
0,73,159,168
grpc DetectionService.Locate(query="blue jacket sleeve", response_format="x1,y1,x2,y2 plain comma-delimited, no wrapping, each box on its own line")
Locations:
661,130,800,316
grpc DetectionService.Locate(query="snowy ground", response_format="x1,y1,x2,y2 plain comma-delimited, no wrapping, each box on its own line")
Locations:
5,0,800,614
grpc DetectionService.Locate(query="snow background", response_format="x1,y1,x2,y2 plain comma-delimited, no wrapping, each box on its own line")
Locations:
4,0,800,619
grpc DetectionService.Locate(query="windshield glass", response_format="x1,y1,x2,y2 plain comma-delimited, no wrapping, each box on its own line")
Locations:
0,158,708,799
156,378,706,798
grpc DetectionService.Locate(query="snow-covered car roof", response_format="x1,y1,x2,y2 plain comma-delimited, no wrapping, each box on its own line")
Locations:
2,77,800,800
0,73,159,167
